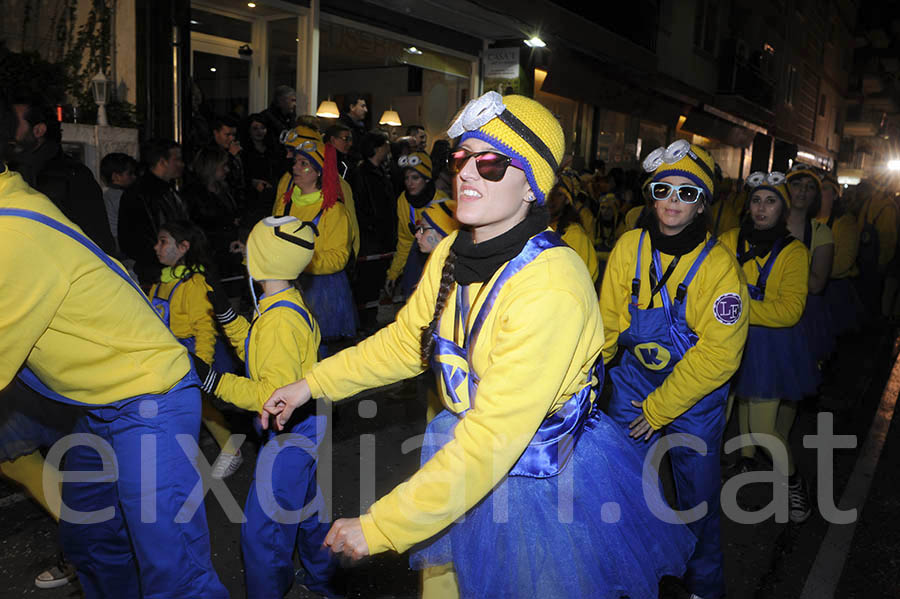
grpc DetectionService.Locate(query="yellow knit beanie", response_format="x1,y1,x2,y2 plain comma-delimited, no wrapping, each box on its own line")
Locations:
246,216,315,281
746,171,791,211
419,200,459,237
786,164,823,196
398,151,432,180
643,140,716,201
448,92,563,204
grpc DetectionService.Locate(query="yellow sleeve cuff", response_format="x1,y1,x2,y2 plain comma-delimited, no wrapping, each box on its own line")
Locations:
360,512,394,554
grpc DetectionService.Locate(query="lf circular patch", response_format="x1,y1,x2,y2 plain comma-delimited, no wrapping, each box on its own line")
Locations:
713,292,743,325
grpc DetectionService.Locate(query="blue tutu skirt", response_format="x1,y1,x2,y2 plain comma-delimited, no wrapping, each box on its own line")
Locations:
733,324,821,401
410,409,695,599
299,271,358,340
799,293,836,360
0,380,81,462
825,278,863,337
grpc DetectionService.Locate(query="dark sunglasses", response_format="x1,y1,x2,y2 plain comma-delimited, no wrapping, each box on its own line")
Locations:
448,149,518,181
408,223,434,235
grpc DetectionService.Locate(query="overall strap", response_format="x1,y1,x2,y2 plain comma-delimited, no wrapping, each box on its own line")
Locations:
0,208,160,319
311,207,324,228
466,231,565,352
674,237,717,303
167,277,187,303
754,236,787,297
245,298,314,378
631,229,647,304
409,203,416,228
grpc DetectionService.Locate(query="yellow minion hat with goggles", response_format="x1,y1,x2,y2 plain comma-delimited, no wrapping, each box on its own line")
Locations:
447,91,563,204
419,200,459,238
643,140,716,201
598,192,618,207
398,151,432,180
786,163,823,195
745,171,791,210
282,125,326,172
246,216,316,282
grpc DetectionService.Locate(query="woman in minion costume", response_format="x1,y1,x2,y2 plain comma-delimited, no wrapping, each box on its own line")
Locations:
261,92,695,598
601,140,749,599
720,172,817,523
818,172,863,335
273,127,358,343
546,183,600,284
385,151,457,298
594,192,626,267
192,216,339,598
149,219,244,478
785,165,836,361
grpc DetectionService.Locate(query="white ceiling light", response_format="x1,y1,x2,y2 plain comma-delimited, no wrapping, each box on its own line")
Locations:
209,67,217,72
405,46,423,55
524,37,546,48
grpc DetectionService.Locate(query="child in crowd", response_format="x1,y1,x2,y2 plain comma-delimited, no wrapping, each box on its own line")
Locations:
150,219,243,478
193,216,339,598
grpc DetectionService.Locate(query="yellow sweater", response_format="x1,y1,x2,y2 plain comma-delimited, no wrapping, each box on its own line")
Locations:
0,167,189,404
827,213,859,278
148,266,216,363
719,228,809,328
386,189,453,282
217,288,319,412
600,228,749,429
306,230,603,555
275,172,360,259
557,221,599,283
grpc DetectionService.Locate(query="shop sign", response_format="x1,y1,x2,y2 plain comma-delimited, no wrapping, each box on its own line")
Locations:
484,48,520,79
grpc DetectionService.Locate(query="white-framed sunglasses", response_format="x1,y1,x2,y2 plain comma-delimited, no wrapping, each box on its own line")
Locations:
648,181,705,204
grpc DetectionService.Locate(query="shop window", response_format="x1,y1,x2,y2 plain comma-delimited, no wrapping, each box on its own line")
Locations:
191,9,252,42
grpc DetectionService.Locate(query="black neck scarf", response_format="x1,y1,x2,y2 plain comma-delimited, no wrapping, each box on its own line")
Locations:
737,219,790,264
407,180,436,209
452,207,550,285
647,216,708,256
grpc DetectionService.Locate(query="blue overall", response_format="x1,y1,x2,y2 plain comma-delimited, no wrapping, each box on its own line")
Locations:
240,295,337,598
400,199,453,297
0,208,227,598
606,231,727,599
412,231,696,598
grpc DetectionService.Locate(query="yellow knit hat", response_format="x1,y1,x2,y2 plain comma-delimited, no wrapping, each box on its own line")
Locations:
786,164,822,196
398,151,432,180
246,216,315,281
447,92,563,204
746,171,791,211
643,140,716,201
419,200,459,237
281,126,325,171
598,192,618,207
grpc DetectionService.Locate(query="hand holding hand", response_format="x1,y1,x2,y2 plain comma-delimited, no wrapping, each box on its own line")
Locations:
261,379,312,431
324,518,370,562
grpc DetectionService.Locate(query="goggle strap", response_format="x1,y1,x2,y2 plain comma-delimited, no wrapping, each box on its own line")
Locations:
497,109,558,172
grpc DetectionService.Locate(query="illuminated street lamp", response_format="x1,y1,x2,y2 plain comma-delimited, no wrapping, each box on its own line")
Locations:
91,70,110,126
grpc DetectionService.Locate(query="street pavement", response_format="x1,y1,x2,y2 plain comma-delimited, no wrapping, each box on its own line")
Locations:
1,327,899,598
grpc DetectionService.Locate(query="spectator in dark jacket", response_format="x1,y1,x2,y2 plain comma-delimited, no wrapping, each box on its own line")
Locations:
118,139,189,285
338,93,368,164
259,85,297,150
183,146,240,276
240,113,281,224
10,101,115,255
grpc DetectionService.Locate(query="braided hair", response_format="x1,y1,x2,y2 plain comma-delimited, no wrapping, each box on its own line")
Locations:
419,249,458,368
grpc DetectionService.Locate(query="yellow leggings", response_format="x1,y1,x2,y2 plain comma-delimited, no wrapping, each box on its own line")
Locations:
0,450,61,520
201,398,240,455
421,564,460,599
728,395,797,476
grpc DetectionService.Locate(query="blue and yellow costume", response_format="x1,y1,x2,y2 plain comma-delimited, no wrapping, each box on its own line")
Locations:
602,142,749,599
203,216,337,598
0,165,226,597
274,130,357,341
819,174,863,335
386,152,458,296
300,93,695,598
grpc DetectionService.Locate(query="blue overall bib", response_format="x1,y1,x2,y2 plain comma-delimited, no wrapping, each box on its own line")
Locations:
606,230,727,599
240,294,337,598
413,231,696,598
0,208,227,599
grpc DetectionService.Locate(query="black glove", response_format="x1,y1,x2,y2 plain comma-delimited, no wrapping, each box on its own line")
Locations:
192,355,221,395
205,269,237,325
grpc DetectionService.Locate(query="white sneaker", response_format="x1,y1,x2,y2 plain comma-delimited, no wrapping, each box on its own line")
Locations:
34,559,76,589
211,449,243,479
788,475,812,523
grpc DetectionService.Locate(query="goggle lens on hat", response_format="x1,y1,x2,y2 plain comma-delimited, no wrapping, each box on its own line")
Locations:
649,182,704,204
449,149,523,182
398,155,422,167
